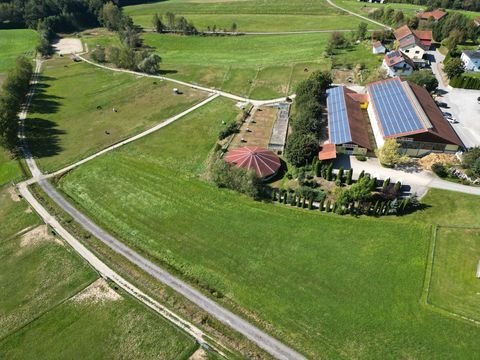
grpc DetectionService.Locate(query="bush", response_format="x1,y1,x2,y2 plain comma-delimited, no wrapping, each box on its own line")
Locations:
218,120,239,140
355,154,367,161
337,167,344,183
326,163,333,181
346,168,353,185
210,159,263,198
285,131,319,167
431,163,449,178
91,47,106,63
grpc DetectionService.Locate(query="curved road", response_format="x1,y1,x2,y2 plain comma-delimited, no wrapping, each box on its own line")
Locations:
325,0,391,30
19,61,307,360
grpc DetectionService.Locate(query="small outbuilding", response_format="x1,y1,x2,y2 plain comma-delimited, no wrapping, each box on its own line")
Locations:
372,41,386,54
225,146,281,179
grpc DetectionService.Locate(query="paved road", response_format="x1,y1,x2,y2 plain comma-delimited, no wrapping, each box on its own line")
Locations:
145,28,375,35
19,61,307,360
325,0,391,30
79,56,293,107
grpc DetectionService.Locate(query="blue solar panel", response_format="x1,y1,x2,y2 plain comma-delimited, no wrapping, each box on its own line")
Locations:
327,87,352,145
369,80,424,137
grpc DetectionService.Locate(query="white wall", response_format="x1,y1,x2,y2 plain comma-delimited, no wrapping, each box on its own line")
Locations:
367,102,385,149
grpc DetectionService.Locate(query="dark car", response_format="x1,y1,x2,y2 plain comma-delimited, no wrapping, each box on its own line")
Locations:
436,101,449,108
477,96,480,104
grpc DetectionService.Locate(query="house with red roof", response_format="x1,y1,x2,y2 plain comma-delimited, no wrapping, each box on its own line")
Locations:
416,9,447,22
382,50,415,77
394,25,432,61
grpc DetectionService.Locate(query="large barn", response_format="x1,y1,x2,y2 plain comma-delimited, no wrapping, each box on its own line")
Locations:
366,78,464,157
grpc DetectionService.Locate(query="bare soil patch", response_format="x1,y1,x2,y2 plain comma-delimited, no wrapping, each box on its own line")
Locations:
19,225,59,248
7,186,20,202
71,278,122,304
53,38,83,55
230,106,277,149
189,348,207,360
418,153,459,170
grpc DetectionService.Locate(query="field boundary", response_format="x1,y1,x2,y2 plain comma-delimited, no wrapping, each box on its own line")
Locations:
422,225,480,326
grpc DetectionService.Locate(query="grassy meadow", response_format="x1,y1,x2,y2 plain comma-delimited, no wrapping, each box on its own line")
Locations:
58,98,480,358
26,57,208,173
0,149,23,186
124,0,377,32
429,226,480,321
139,32,379,98
0,29,37,74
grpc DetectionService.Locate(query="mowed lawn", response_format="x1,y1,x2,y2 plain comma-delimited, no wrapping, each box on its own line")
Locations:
59,98,480,358
124,0,376,32
26,57,208,172
0,29,37,74
429,226,480,321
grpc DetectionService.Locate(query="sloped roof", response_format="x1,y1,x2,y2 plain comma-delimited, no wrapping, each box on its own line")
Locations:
395,25,432,50
373,41,384,49
417,9,447,21
318,143,337,161
384,51,414,69
224,146,281,178
408,82,464,147
463,50,480,60
394,25,412,41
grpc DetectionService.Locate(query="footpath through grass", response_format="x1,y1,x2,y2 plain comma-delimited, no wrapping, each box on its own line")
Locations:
26,57,207,173
0,29,38,74
59,98,480,358
124,0,376,32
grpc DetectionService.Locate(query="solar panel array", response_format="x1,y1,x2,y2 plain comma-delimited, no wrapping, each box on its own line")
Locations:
327,87,352,145
369,80,424,137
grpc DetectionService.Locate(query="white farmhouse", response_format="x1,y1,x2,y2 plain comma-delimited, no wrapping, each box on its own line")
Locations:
461,50,480,72
383,50,415,77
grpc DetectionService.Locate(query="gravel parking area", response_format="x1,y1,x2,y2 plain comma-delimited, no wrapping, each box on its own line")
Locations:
53,38,83,55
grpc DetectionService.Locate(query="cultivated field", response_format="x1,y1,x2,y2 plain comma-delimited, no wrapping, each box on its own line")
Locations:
0,185,199,358
26,57,208,172
58,99,480,358
124,0,377,32
0,29,37,74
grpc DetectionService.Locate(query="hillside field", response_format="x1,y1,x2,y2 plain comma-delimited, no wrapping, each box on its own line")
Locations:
124,0,379,31
26,57,208,173
0,29,37,74
58,98,480,358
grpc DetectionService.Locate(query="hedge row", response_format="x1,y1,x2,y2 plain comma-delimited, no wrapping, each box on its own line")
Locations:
450,75,480,90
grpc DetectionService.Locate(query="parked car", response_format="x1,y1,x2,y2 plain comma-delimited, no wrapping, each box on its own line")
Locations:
442,112,453,117
437,101,449,108
477,96,480,104
447,117,458,124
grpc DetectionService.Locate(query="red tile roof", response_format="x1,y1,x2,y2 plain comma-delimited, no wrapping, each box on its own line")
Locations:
417,9,447,21
394,25,412,41
318,143,337,161
225,146,281,178
384,51,414,69
394,26,432,51
343,88,371,150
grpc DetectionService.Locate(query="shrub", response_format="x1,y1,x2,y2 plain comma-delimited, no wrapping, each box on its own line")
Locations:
337,167,344,183
315,160,322,177
210,159,263,198
355,154,367,161
394,181,402,193
218,120,239,140
91,46,106,63
346,168,353,185
431,163,449,178
382,178,390,193
325,200,331,212
358,170,365,180
319,199,325,211
335,179,342,186
326,163,333,181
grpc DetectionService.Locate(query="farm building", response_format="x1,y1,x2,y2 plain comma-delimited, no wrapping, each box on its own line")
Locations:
394,25,432,60
320,86,371,160
372,41,386,54
416,9,447,22
366,78,464,157
461,50,480,72
383,50,415,77
224,146,281,179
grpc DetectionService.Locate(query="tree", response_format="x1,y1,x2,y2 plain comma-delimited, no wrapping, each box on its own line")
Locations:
137,53,162,74
444,57,465,79
285,132,319,167
153,13,165,33
408,70,438,92
346,168,353,185
231,22,237,33
210,159,263,198
462,147,480,177
100,2,124,31
91,47,106,63
375,139,409,167
356,22,368,41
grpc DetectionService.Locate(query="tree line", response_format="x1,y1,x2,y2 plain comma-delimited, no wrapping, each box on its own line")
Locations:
285,71,332,167
0,56,33,152
386,0,480,12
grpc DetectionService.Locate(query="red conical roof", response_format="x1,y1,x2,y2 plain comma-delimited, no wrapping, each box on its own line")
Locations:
225,146,281,178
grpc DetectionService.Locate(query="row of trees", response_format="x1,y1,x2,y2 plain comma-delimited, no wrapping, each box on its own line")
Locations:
387,0,480,12
369,7,416,28
0,56,33,151
285,71,332,167
434,13,479,45
152,12,198,35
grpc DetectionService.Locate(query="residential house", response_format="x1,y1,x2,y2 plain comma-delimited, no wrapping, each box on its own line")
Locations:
394,25,432,62
461,50,480,72
372,41,386,54
383,50,415,77
416,9,447,22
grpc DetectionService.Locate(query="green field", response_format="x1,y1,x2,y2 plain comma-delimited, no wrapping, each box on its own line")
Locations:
0,185,199,358
0,29,38,74
429,226,480,321
58,98,480,358
0,148,23,186
124,0,377,32
139,32,379,98
26,57,207,173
